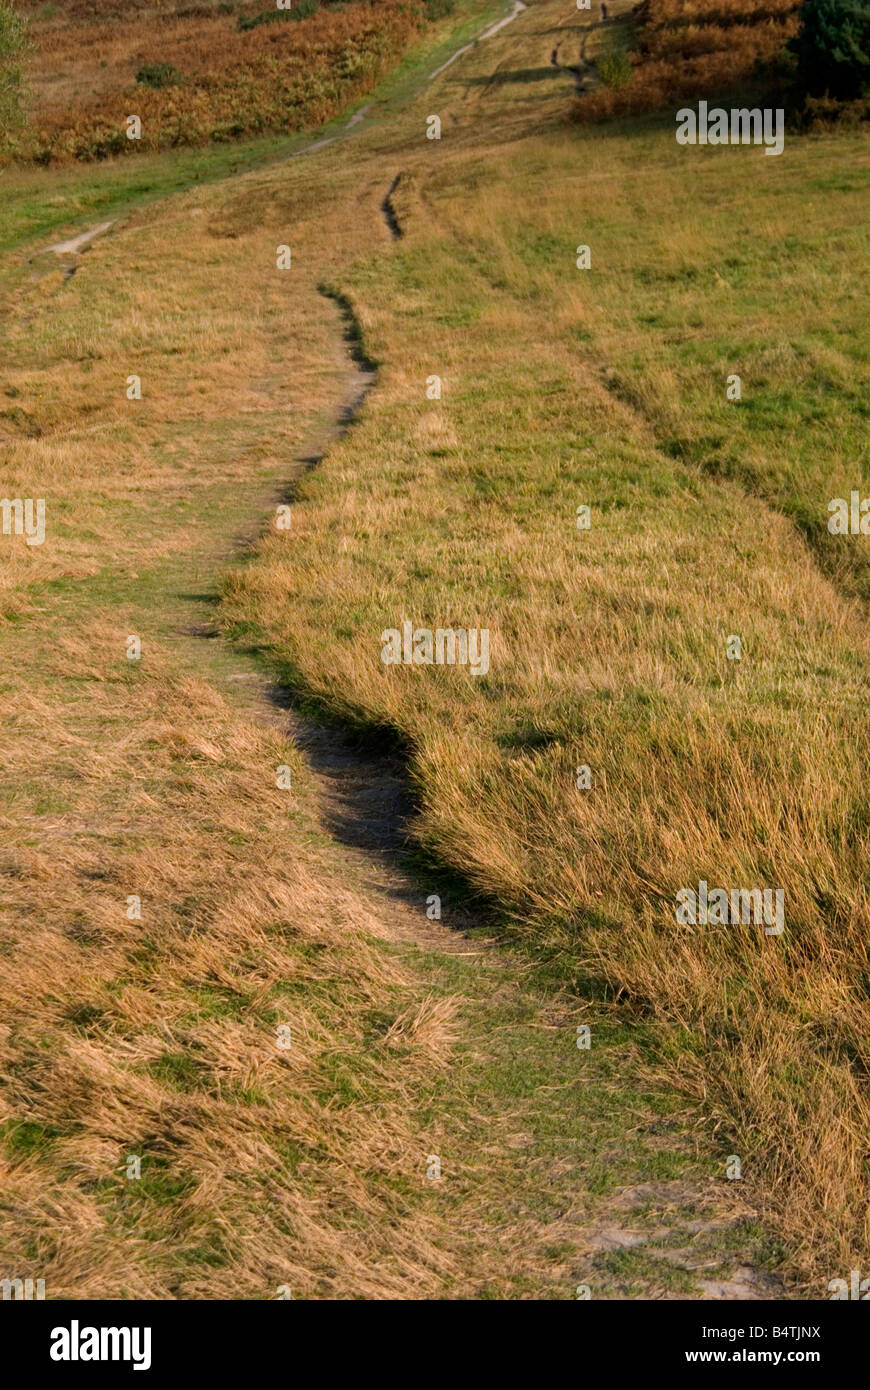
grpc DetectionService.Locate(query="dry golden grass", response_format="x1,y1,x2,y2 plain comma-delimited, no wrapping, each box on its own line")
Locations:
0,615,469,1297
3,0,864,1298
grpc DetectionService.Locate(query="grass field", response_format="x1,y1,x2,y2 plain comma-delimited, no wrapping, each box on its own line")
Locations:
1,0,869,1299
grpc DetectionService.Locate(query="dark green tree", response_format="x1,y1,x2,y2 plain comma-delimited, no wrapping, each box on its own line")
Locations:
789,0,870,98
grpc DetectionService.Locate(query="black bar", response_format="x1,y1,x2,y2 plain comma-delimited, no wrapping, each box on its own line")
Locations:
3,1297,861,1376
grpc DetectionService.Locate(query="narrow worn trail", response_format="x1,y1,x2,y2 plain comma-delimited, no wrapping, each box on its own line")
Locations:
204,304,474,957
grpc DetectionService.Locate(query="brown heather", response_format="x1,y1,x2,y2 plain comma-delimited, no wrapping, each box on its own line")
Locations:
16,0,433,162
574,0,800,123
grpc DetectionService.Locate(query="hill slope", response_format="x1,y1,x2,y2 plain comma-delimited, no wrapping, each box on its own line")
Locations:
1,0,868,1296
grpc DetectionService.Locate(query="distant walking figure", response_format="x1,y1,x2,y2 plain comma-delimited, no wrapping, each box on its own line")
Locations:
600,2,608,17
550,46,559,66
